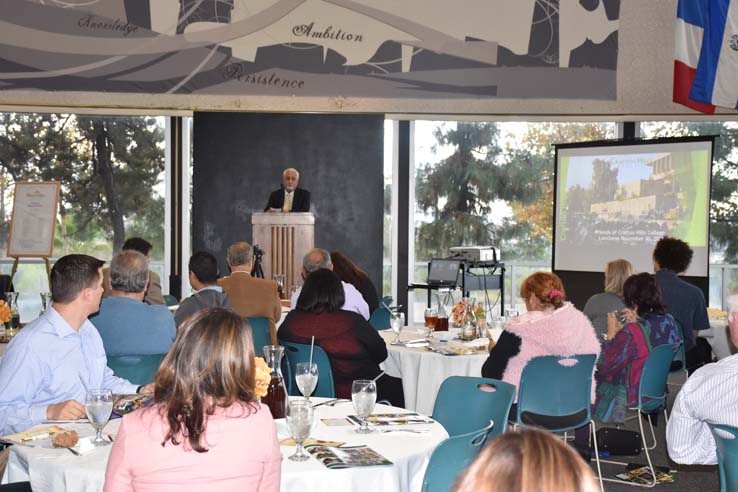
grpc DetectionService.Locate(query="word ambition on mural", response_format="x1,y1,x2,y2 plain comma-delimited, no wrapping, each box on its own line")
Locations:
292,22,364,42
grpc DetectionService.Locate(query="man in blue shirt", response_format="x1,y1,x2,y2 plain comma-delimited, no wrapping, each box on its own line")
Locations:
653,237,711,373
0,254,148,435
90,250,175,356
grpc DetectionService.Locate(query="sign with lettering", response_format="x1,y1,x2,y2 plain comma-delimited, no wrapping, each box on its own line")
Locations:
7,182,60,258
0,0,619,100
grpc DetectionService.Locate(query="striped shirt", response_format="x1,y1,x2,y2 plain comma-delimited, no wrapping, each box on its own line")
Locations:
667,353,738,464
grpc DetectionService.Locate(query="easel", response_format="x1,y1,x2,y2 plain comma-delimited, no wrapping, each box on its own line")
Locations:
8,256,52,290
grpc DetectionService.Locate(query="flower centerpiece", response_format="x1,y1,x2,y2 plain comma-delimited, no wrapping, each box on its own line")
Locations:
254,357,271,398
0,300,11,325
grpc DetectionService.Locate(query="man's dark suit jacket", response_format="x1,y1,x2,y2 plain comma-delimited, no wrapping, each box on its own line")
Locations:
264,187,311,212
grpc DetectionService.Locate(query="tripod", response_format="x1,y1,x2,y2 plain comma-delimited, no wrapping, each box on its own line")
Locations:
251,245,265,278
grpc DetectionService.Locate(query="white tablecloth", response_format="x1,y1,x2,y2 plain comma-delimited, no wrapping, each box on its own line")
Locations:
379,328,488,416
3,398,447,492
704,317,736,360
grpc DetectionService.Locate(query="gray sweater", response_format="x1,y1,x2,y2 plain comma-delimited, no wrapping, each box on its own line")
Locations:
174,289,233,327
583,291,626,342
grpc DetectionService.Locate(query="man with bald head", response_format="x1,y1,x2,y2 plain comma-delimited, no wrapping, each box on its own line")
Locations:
264,168,311,212
290,248,370,320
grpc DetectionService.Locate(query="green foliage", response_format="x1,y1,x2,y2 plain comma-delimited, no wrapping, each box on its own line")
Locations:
0,113,165,259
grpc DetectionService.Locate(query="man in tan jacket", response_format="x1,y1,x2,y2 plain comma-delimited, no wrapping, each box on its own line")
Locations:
217,242,281,345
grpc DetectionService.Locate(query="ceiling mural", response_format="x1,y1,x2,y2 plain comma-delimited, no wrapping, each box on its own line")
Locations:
0,0,620,99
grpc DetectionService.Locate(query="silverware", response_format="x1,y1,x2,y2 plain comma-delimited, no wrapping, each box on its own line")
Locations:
376,428,430,434
312,398,340,408
65,446,81,456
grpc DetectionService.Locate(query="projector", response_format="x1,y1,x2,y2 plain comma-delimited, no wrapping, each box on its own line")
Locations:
449,246,498,262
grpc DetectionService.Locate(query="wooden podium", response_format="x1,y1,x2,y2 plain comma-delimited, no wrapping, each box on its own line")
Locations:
251,212,315,295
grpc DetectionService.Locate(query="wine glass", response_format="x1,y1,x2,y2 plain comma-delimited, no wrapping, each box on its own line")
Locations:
424,308,438,338
504,308,520,319
351,380,377,434
85,388,113,447
295,362,318,401
286,399,314,461
390,312,405,344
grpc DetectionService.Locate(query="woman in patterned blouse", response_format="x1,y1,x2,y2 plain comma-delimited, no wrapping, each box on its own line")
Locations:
593,272,682,423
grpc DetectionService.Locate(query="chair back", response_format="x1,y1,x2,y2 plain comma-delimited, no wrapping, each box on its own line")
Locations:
421,423,493,492
107,354,165,385
163,294,179,307
516,354,597,432
709,423,738,492
282,341,335,398
670,320,687,373
246,317,271,355
369,307,391,331
638,342,681,410
432,376,515,438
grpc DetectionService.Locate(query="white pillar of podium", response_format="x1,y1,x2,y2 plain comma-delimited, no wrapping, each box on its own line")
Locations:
251,212,315,295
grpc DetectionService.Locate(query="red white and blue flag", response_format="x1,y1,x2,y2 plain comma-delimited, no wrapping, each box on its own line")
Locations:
689,0,738,110
674,0,716,113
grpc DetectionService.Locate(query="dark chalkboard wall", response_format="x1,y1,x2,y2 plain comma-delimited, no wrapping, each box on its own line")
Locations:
192,112,385,292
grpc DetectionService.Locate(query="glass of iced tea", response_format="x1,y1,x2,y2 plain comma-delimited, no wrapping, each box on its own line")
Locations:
424,308,438,338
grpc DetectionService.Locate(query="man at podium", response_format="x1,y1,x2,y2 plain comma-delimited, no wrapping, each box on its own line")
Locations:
264,168,311,213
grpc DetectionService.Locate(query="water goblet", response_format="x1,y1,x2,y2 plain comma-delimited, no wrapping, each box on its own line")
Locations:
424,308,438,338
85,388,113,447
295,362,318,401
390,312,405,344
351,379,377,434
504,308,520,319
286,399,314,461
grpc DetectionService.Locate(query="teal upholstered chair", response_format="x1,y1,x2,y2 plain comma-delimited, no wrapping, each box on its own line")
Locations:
432,376,515,438
709,423,738,492
369,307,391,331
282,341,335,398
246,317,272,355
107,354,166,385
420,423,493,492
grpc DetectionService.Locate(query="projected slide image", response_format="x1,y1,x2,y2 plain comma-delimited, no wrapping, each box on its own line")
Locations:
555,141,711,276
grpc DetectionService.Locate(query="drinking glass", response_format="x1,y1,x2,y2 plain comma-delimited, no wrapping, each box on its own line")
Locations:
286,399,314,461
390,312,405,344
351,380,377,434
424,308,438,338
85,388,113,447
504,308,520,319
295,362,318,401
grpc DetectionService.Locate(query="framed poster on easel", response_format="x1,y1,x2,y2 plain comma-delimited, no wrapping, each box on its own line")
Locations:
6,181,60,283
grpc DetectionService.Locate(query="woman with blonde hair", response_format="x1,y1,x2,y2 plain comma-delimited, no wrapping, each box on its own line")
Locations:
583,259,635,341
104,308,280,492
454,428,599,492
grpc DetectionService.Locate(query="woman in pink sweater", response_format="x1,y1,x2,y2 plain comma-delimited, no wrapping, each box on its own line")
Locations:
482,272,601,401
104,308,281,492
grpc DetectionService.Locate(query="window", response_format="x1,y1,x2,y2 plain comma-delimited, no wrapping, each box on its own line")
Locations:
641,121,738,308
0,113,167,320
411,121,616,320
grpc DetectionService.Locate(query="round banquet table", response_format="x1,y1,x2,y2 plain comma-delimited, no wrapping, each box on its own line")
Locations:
3,397,447,492
379,327,489,416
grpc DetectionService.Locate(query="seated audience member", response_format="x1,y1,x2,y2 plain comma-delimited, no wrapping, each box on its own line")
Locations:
454,428,599,492
481,272,600,398
653,236,710,372
583,259,634,341
666,296,738,464
174,252,232,328
218,242,281,345
90,250,175,356
330,251,380,314
0,255,147,435
279,269,403,407
593,272,682,423
290,249,370,320
104,308,280,492
103,237,165,305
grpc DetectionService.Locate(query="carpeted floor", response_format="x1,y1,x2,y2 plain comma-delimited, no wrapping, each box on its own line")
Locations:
589,373,720,492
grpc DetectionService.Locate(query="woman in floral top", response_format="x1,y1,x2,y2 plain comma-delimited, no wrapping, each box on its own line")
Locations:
593,272,682,424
